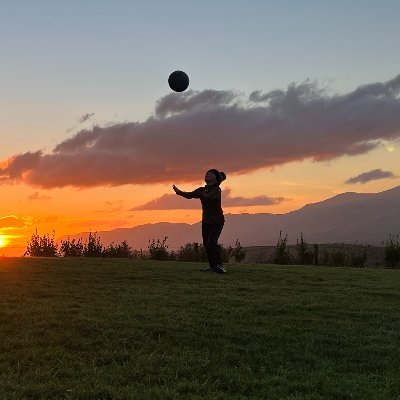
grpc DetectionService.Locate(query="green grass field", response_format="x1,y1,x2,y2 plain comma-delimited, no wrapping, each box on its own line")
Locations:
1,258,399,400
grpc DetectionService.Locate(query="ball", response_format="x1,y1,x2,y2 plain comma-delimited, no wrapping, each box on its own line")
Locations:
168,70,189,92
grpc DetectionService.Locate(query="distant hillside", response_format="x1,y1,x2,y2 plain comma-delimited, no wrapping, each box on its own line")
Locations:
62,185,400,249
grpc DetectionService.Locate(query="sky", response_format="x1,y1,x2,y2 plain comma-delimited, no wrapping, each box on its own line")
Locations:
1,0,400,255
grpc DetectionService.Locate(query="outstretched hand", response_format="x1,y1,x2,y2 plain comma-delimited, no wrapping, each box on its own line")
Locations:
172,184,181,194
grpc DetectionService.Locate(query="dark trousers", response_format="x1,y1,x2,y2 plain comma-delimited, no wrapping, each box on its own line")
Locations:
202,222,224,268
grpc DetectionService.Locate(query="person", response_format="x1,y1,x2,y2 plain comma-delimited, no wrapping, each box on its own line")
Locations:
172,169,227,274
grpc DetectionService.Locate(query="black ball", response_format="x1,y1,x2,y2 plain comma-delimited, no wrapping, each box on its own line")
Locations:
168,70,189,92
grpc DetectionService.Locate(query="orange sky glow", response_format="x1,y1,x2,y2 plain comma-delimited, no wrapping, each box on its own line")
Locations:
1,2,400,256
1,143,399,256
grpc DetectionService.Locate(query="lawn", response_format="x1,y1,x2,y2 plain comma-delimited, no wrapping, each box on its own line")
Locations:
0,258,399,400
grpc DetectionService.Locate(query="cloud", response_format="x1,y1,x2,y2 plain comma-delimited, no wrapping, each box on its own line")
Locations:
28,192,52,200
1,74,400,188
67,113,96,133
155,89,238,118
93,200,124,213
130,188,287,210
0,215,27,229
345,169,397,184
28,215,59,224
66,219,128,229
79,113,95,124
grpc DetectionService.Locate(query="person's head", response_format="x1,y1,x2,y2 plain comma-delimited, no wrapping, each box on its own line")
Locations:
205,169,226,186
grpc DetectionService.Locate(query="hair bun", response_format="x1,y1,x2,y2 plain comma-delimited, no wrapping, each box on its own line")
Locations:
219,171,226,181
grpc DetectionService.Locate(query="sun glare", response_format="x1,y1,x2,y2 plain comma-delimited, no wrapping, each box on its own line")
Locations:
0,236,6,247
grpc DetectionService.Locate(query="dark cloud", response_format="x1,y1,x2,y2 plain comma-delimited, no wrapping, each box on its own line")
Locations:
130,188,287,210
1,74,400,188
0,215,27,229
222,188,287,206
345,169,397,184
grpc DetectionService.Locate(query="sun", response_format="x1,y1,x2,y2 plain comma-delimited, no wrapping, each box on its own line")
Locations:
0,236,5,247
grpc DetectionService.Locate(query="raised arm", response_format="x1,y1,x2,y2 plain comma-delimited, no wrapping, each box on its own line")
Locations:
172,185,202,199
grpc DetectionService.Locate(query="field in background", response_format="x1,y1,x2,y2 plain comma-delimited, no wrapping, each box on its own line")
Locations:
243,244,385,267
1,258,399,400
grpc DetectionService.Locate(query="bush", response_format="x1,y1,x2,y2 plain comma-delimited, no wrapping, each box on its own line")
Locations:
321,243,368,268
233,239,246,263
348,243,369,268
26,229,58,257
177,242,204,262
313,244,319,266
220,244,234,263
383,234,400,268
272,231,292,265
103,240,133,258
83,232,104,257
321,244,346,267
148,237,170,261
60,238,84,257
296,233,314,265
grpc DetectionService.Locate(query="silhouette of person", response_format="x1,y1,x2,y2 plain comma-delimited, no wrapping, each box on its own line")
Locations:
173,169,226,274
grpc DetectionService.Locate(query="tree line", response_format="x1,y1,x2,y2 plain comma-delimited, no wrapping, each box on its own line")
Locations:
25,230,247,263
25,229,400,268
270,231,400,269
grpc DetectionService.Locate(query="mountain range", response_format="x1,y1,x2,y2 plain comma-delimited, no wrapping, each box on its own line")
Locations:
63,185,400,249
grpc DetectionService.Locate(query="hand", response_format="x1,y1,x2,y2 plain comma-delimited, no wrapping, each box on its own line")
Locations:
172,184,181,194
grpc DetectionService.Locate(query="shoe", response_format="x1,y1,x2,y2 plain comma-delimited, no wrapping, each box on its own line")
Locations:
215,264,226,274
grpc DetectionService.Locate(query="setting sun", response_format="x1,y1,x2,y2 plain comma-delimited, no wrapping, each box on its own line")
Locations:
0,236,6,247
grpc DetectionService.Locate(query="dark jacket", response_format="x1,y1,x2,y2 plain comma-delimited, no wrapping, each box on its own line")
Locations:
179,184,224,224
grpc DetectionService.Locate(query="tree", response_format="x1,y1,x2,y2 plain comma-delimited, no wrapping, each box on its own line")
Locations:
103,240,134,258
148,237,170,261
60,238,84,257
26,229,58,257
296,233,314,265
272,231,292,265
383,234,400,268
220,244,234,263
233,239,246,263
177,242,202,262
83,232,104,257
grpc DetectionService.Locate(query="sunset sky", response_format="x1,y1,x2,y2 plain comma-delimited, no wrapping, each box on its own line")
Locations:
1,1,400,256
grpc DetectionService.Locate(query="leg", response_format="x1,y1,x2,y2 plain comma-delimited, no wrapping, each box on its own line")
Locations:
205,223,224,271
202,222,215,268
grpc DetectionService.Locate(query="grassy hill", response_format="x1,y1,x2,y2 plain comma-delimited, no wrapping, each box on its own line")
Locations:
1,258,399,399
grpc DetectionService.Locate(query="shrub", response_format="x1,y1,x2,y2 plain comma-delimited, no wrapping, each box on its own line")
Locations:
177,242,203,262
83,232,104,257
103,240,134,258
348,243,369,268
383,234,400,268
220,244,234,263
148,237,170,261
313,244,319,266
26,229,58,257
60,238,84,257
321,244,346,267
296,233,314,265
321,243,368,268
233,239,246,263
272,231,292,265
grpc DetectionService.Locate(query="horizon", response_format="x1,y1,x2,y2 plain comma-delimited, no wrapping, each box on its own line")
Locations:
3,183,397,257
1,1,400,256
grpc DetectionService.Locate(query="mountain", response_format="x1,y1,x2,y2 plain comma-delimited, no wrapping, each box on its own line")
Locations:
63,185,400,249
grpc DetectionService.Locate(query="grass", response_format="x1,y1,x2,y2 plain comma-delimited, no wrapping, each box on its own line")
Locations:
0,258,400,400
